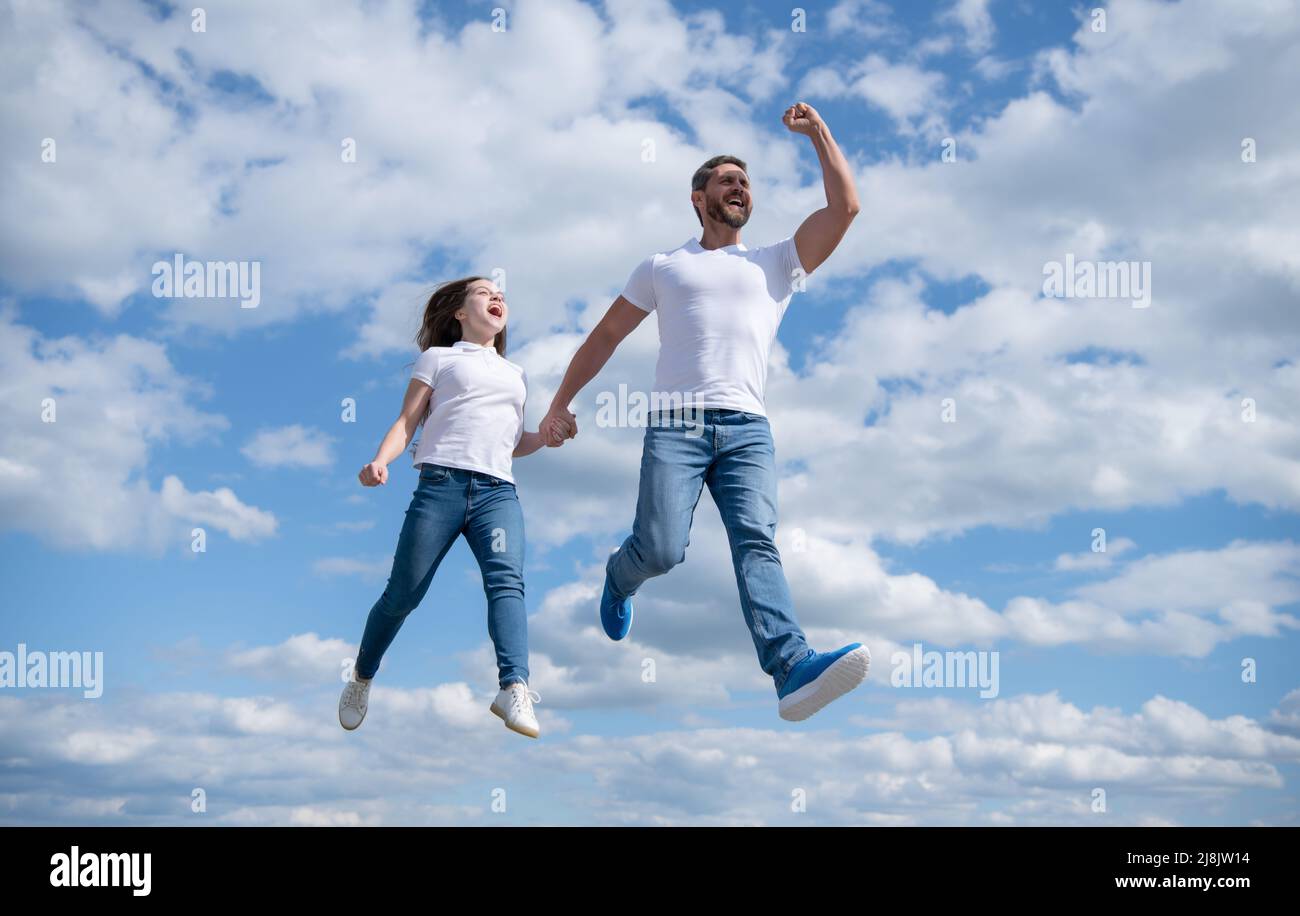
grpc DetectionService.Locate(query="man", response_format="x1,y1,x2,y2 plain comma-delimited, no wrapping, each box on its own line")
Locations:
542,102,868,721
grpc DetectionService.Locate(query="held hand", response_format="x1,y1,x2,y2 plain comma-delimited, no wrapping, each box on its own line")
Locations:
782,101,823,136
545,411,576,446
359,461,388,487
543,408,577,446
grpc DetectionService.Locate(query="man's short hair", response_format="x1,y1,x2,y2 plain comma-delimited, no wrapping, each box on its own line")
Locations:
691,155,748,226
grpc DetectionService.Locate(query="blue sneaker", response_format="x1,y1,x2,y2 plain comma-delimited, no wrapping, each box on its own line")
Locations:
600,573,634,641
777,643,870,721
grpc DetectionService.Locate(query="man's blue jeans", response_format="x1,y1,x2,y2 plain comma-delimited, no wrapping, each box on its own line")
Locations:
355,462,528,688
605,408,814,692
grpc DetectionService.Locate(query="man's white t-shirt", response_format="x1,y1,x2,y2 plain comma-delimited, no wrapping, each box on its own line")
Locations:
619,236,805,417
409,339,527,484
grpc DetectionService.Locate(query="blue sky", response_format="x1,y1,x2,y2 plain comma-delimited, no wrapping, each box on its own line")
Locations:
1,0,1298,826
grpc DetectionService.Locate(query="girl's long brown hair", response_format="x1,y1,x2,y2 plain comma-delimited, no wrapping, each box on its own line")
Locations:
415,276,507,356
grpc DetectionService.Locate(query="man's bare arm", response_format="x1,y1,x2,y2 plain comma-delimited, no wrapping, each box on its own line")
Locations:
541,296,649,444
784,102,860,275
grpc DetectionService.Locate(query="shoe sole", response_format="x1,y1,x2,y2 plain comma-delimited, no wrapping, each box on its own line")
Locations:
490,701,539,739
778,646,871,722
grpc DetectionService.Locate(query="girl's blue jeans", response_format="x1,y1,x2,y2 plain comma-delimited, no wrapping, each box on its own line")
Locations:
355,462,528,689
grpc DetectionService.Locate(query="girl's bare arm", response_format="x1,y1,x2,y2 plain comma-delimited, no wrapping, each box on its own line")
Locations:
359,379,433,487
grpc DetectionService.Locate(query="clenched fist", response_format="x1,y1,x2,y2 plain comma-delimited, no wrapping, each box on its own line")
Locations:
782,101,823,136
358,461,388,487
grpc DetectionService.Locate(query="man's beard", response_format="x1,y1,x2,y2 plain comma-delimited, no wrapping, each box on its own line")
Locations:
706,196,749,229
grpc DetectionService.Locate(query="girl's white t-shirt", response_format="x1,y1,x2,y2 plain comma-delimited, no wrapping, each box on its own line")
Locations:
409,339,527,484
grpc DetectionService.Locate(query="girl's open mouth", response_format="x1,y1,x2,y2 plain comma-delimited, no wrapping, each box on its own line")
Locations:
488,305,503,318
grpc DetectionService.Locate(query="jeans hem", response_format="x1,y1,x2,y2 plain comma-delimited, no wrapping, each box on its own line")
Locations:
604,550,635,601
775,647,816,692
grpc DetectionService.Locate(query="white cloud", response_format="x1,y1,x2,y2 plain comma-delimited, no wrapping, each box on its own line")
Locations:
0,0,797,350
225,632,355,683
1072,540,1300,617
799,54,947,128
0,309,276,550
1055,536,1137,571
311,557,393,583
241,424,336,469
874,691,1300,763
941,0,996,54
973,54,1017,80
1269,689,1300,736
160,475,278,542
1036,0,1291,97
3,680,1296,825
826,0,898,40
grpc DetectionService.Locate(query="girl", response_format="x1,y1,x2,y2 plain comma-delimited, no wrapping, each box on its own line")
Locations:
339,277,575,738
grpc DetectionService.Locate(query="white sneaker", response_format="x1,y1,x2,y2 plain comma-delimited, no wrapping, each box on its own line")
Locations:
490,682,541,738
339,676,371,730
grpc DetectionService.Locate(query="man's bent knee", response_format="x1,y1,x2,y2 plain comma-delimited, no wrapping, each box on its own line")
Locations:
639,539,687,577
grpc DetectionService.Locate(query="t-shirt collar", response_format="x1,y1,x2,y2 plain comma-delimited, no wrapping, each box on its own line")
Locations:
453,340,493,353
690,237,747,252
